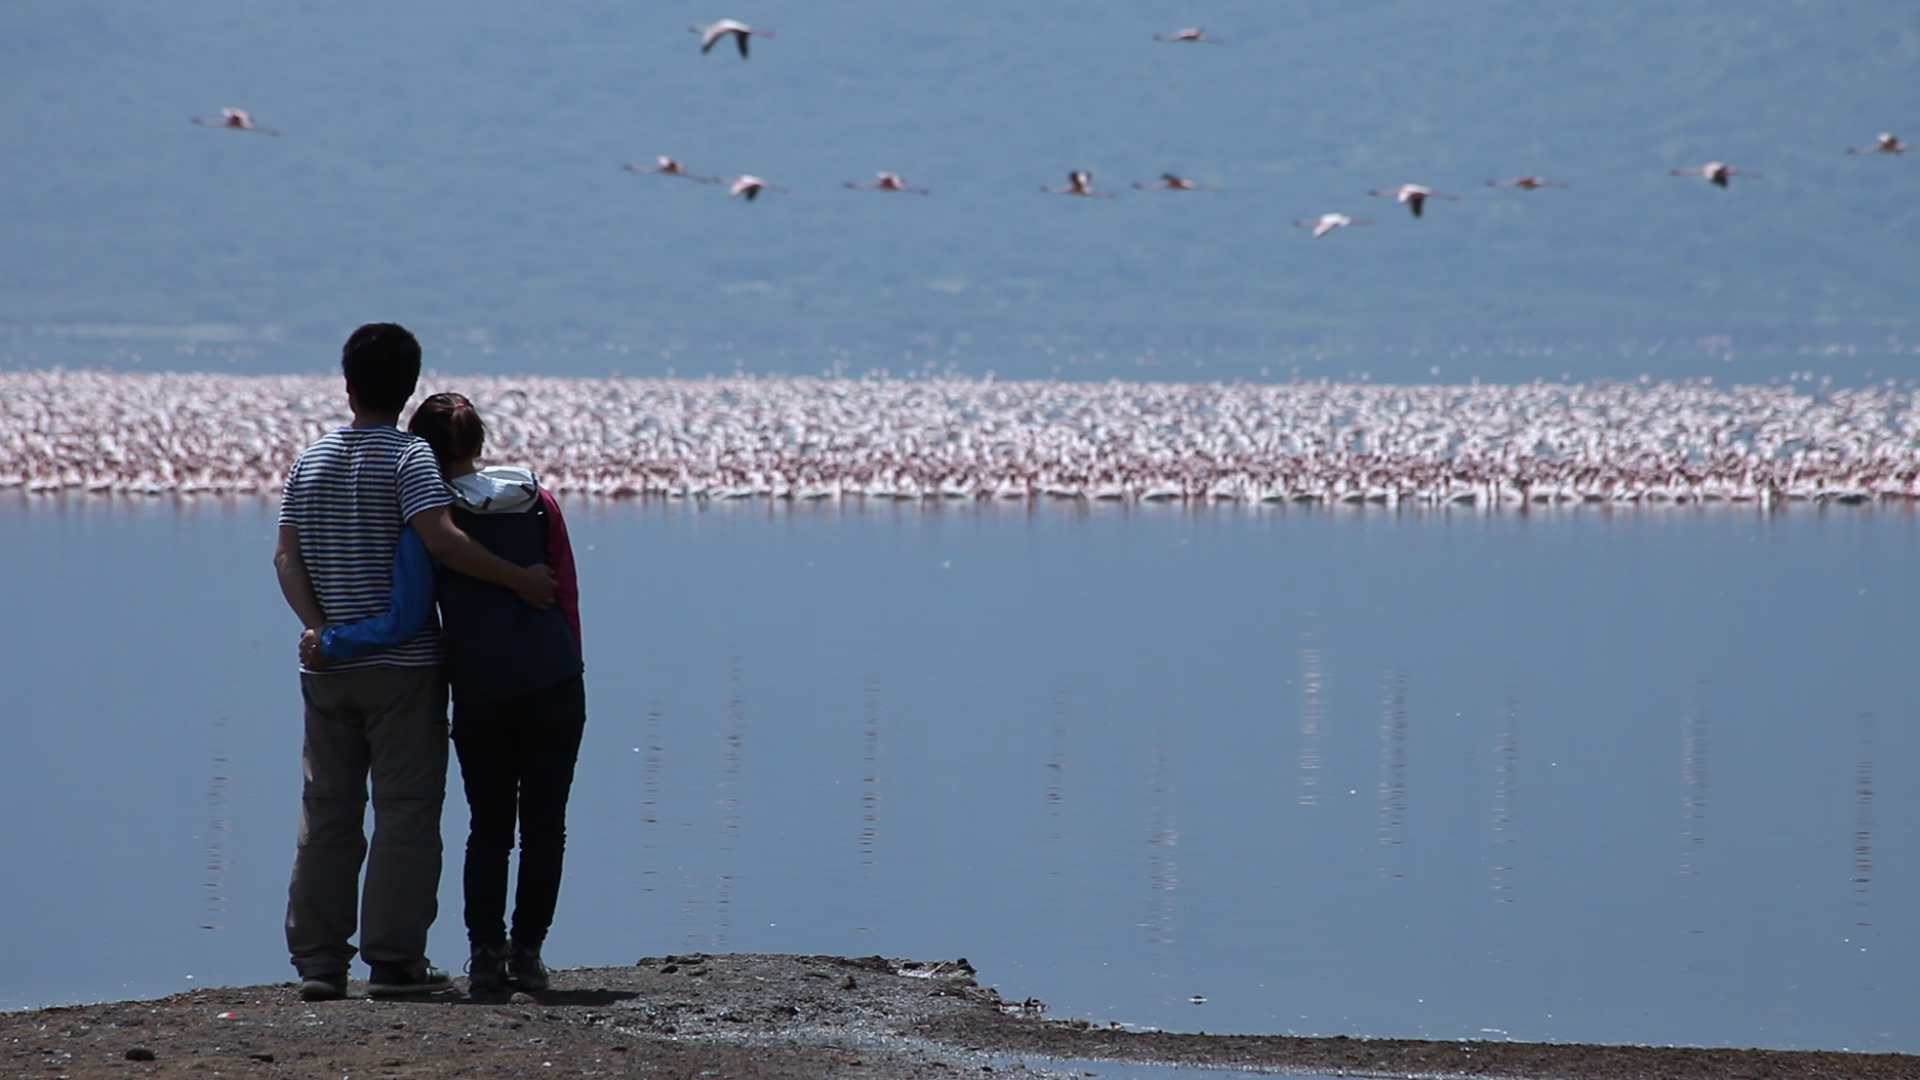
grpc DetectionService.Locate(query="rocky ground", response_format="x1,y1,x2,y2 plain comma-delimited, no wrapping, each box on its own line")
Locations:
4,954,1911,1080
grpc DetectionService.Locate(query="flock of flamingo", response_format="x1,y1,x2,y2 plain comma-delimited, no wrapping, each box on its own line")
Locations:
190,21,1906,220
4,371,1916,506
138,21,1919,507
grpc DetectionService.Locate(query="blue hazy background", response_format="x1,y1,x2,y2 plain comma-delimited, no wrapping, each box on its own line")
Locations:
2,0,1917,382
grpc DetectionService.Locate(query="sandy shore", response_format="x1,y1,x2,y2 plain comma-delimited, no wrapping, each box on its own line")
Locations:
5,954,1911,1080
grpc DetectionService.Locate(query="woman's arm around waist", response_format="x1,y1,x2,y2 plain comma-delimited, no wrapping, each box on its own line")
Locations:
317,527,436,660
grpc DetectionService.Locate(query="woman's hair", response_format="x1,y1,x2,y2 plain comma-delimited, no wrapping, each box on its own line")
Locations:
407,392,485,469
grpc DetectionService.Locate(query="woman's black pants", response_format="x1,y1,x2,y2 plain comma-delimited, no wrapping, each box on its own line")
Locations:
452,675,586,949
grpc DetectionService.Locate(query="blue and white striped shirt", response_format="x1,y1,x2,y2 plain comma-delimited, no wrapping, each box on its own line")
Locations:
279,425,450,671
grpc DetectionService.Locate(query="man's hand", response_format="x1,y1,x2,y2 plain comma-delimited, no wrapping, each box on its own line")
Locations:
299,628,331,670
515,563,558,609
412,505,556,609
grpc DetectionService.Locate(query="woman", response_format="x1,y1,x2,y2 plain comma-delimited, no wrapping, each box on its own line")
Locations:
318,392,584,994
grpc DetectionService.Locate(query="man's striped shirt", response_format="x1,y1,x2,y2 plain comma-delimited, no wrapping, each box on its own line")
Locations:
279,425,450,671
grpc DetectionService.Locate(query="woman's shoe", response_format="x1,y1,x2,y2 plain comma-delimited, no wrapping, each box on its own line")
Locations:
508,942,550,993
466,941,510,994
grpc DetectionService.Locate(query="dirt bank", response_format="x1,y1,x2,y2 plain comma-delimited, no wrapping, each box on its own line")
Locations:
5,954,1910,1080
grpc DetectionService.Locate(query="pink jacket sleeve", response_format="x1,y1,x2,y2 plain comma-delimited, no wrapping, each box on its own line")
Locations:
539,488,582,650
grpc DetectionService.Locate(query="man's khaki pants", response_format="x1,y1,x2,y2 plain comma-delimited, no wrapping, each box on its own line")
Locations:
286,665,448,978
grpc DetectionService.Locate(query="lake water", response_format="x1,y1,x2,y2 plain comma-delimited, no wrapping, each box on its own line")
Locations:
0,496,1913,1054
4,0,1916,379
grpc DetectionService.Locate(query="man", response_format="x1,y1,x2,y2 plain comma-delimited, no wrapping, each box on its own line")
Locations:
273,323,556,1001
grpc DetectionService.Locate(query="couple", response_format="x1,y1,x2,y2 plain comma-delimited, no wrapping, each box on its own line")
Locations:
273,323,587,1001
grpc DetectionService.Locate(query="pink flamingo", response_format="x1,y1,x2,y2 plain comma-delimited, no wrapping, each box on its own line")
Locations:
1041,171,1115,198
691,19,773,58
191,108,278,136
1154,28,1224,44
728,174,789,201
1671,161,1759,188
1487,175,1567,190
1132,173,1220,192
625,156,719,182
846,171,930,194
1848,133,1906,155
1293,212,1370,238
1368,183,1459,218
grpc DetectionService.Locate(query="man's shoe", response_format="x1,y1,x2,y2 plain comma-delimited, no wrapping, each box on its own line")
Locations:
466,941,510,994
507,942,550,993
298,973,348,1002
366,963,455,998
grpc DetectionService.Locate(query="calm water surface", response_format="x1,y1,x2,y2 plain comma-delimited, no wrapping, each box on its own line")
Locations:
0,497,1913,1052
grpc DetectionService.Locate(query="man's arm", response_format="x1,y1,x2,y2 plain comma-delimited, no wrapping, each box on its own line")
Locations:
274,525,327,631
410,505,557,609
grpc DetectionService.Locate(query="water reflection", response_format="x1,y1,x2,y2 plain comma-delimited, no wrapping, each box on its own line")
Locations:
1045,690,1070,850
1144,730,1178,950
1297,643,1325,807
688,659,746,950
1489,698,1517,903
715,660,745,945
1680,705,1709,877
1376,671,1407,878
1852,712,1873,929
637,702,664,894
201,717,231,932
859,678,882,871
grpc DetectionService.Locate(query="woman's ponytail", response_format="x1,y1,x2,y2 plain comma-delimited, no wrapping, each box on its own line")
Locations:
407,392,486,469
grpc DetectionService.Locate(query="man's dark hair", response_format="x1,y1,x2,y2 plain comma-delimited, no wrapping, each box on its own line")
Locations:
341,322,422,414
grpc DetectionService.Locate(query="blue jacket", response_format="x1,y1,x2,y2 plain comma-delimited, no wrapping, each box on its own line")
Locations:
318,528,434,660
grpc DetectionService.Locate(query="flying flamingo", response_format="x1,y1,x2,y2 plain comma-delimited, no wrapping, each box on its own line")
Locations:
1154,28,1223,44
191,108,278,136
691,19,773,57
1041,171,1116,198
728,175,789,201
1368,183,1459,217
846,171,930,194
1293,213,1370,238
1848,133,1906,155
1671,161,1759,188
1487,175,1567,190
625,156,719,182
1132,173,1220,192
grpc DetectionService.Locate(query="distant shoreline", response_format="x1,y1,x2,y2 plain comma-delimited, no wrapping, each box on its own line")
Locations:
6,955,1912,1080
